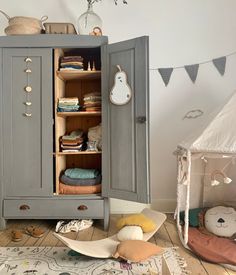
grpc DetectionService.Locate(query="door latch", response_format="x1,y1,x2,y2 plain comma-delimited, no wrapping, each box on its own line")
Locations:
137,116,146,123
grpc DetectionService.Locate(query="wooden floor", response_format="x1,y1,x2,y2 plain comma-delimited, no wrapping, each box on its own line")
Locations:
0,215,235,275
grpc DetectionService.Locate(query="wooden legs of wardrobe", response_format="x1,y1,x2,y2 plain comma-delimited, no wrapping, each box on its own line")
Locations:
0,218,6,230
103,198,110,231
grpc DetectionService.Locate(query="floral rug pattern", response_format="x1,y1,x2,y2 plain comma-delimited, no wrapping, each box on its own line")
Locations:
0,247,188,274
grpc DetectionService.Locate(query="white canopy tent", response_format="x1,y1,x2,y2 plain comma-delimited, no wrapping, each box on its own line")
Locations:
175,92,236,246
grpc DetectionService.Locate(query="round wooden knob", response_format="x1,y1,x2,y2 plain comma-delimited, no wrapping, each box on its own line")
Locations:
25,86,32,93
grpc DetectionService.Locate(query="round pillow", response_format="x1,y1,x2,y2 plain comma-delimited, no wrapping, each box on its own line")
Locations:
205,206,236,238
117,225,143,241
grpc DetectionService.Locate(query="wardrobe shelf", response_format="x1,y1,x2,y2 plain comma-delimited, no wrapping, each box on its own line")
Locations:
57,111,101,117
57,70,101,81
55,152,102,156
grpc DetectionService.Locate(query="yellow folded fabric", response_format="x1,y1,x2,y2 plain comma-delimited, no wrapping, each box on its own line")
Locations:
116,213,156,233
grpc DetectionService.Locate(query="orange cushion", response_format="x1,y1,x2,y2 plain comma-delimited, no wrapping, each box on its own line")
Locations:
112,240,164,262
116,214,156,233
59,183,101,194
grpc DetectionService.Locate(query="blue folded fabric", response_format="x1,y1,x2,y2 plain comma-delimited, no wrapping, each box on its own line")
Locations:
61,65,83,69
60,174,102,186
65,168,100,179
57,106,80,112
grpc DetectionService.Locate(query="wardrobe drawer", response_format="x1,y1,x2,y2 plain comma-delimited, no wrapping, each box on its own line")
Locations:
4,199,104,219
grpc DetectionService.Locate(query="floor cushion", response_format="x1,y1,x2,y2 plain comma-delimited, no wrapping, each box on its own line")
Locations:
180,208,203,227
117,225,143,241
112,240,164,262
116,213,156,233
188,227,236,265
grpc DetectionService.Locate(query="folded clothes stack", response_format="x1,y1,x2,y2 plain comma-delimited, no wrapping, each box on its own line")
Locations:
83,92,101,112
60,129,85,152
58,97,80,112
59,168,102,194
87,123,102,151
60,56,83,71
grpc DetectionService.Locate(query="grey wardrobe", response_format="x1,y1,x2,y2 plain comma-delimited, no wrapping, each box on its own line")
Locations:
0,35,150,230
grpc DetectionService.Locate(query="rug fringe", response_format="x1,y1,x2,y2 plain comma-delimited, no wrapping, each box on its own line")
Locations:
164,247,191,274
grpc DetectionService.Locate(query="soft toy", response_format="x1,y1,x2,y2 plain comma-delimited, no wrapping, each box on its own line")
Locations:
117,225,143,241
204,206,236,238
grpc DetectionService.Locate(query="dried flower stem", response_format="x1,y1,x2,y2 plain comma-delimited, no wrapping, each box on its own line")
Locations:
86,0,127,5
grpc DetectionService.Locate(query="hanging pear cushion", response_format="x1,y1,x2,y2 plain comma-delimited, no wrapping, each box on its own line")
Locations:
110,65,132,105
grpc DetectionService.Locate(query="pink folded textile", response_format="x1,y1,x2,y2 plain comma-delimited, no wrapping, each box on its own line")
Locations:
188,227,236,265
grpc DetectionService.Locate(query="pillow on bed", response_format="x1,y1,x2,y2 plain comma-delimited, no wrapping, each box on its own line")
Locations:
117,226,143,241
116,214,156,233
188,227,236,265
112,240,164,262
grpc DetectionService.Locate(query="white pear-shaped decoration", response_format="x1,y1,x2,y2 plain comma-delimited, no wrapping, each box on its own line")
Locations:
110,65,132,105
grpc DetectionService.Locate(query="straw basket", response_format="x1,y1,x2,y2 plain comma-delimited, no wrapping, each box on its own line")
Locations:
0,10,48,35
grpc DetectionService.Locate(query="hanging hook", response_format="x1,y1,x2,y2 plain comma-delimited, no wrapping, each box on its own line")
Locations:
116,65,122,72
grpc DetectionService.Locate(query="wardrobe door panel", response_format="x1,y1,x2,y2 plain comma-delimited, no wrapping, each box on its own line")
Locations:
3,48,53,196
102,36,150,203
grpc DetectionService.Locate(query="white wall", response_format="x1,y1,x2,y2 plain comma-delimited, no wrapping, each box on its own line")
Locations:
1,0,236,213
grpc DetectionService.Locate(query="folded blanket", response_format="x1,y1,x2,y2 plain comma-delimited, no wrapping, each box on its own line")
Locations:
59,183,101,194
58,97,79,104
57,107,80,112
62,130,84,140
61,144,83,150
60,174,102,186
65,168,100,179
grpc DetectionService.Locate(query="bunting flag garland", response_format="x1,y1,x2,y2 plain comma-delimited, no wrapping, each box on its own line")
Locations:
212,56,226,76
153,52,231,86
158,68,173,86
184,64,199,83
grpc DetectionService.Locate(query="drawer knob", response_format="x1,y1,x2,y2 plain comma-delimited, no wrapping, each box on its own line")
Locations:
19,204,30,210
24,102,32,106
77,205,88,211
137,116,146,124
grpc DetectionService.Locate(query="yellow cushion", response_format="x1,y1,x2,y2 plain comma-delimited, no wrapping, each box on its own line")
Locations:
116,213,156,233
112,240,164,262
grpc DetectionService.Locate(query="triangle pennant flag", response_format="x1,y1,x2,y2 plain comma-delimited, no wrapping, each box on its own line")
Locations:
212,56,226,76
184,64,199,83
158,68,174,86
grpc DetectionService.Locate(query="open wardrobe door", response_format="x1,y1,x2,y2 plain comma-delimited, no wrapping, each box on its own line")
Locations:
101,36,150,203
